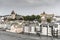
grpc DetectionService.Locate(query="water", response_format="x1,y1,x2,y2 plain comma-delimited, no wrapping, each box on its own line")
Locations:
0,31,60,40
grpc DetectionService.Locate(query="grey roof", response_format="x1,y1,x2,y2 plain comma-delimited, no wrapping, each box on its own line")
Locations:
49,23,54,26
49,23,58,27
55,16,60,18
24,21,39,27
40,22,58,27
53,24,58,27
56,21,60,23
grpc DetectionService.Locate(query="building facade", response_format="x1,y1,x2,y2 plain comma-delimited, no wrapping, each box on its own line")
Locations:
40,12,54,23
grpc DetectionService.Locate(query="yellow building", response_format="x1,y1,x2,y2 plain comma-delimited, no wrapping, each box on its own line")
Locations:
40,12,54,18
40,12,54,23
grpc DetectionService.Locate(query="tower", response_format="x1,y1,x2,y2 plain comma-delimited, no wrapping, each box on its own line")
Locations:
11,10,16,19
40,12,47,24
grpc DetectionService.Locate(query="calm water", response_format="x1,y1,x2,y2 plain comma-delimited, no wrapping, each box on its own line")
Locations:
0,31,60,40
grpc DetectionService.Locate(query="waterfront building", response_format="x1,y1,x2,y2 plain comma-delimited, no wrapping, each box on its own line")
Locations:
23,21,39,34
40,22,58,37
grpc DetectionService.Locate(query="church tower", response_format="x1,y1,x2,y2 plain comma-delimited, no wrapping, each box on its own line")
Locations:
11,10,16,19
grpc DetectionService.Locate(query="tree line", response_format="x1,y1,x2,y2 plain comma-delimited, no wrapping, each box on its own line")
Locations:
23,15,41,22
23,15,52,23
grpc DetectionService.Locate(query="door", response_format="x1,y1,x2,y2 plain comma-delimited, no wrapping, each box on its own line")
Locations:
42,27,47,35
40,25,47,35
48,26,52,36
24,26,29,33
30,27,36,33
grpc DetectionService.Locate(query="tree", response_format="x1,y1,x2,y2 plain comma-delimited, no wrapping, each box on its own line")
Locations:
30,15,36,21
36,15,40,19
23,15,41,22
47,18,52,23
23,15,31,21
35,15,41,22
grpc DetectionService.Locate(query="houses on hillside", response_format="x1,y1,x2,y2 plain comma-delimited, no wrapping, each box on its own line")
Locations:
4,10,23,21
0,10,23,23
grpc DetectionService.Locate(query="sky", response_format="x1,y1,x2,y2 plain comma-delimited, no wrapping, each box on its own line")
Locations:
0,0,60,16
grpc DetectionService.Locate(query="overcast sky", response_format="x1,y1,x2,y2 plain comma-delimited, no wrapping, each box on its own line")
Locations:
0,0,60,16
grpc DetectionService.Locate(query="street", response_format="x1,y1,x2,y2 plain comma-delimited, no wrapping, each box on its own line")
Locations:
0,31,60,40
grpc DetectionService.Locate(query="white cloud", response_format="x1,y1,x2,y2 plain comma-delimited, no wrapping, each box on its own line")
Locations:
0,0,60,15
0,0,59,7
26,0,41,4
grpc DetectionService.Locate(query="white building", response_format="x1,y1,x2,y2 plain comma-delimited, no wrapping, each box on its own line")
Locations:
23,21,40,34
40,23,58,36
